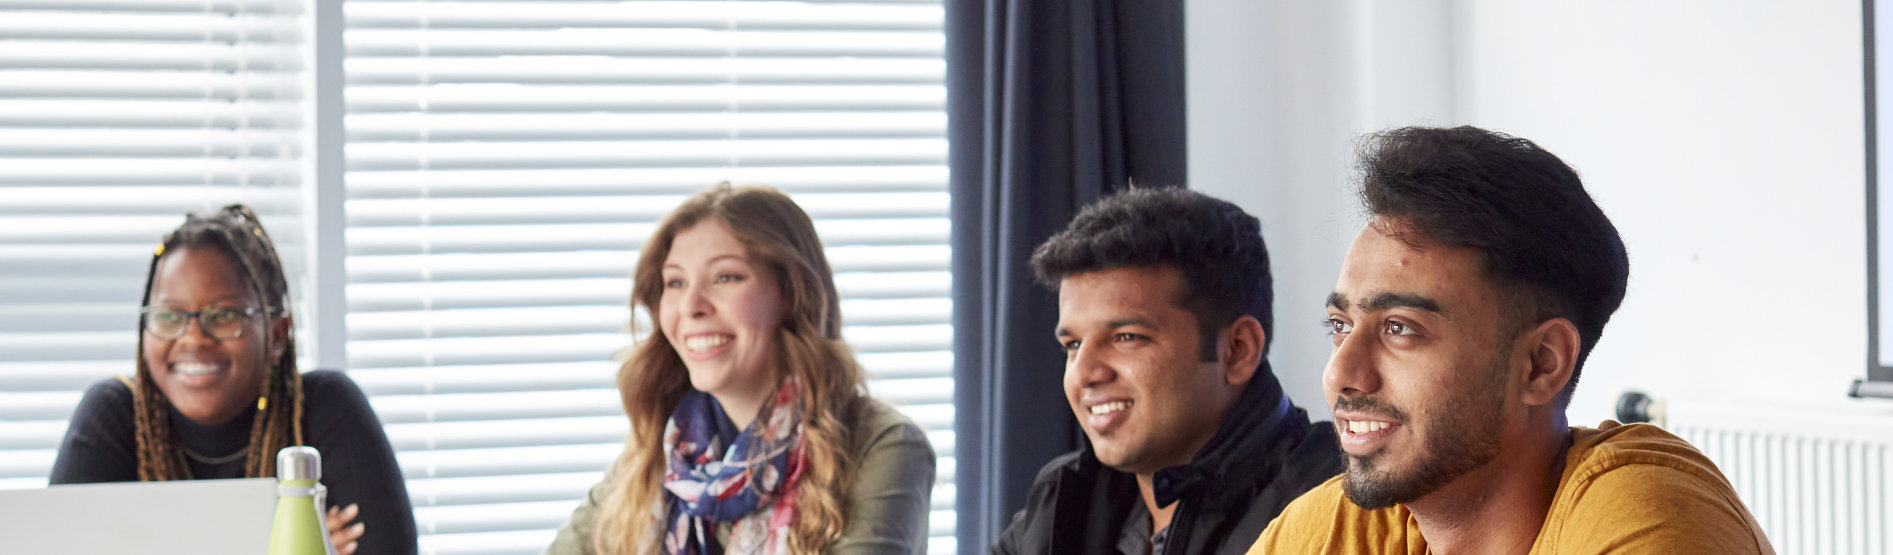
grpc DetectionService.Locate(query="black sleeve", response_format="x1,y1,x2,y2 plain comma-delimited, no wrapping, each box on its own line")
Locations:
302,370,419,555
990,453,1081,555
49,378,139,485
990,475,1047,555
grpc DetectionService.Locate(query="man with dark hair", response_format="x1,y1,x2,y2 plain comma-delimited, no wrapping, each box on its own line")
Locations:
993,187,1341,555
1251,126,1772,553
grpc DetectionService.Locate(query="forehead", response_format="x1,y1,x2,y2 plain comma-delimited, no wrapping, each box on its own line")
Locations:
1056,266,1191,326
664,218,748,266
1333,220,1495,314
150,245,254,302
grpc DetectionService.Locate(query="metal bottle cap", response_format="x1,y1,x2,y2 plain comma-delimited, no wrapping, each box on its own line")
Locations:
276,446,322,482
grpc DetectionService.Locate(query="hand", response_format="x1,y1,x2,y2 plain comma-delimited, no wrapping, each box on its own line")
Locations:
326,503,366,555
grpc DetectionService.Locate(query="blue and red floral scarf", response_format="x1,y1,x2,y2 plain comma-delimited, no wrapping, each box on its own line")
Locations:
661,377,807,554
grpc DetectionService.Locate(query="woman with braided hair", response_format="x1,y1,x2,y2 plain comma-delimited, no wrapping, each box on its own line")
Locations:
50,204,417,555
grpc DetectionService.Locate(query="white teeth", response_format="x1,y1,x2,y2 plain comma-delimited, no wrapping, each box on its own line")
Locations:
684,335,731,352
1089,401,1131,415
1347,420,1392,434
174,362,221,376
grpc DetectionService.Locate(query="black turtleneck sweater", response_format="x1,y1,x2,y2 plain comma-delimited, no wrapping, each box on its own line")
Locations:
49,369,418,555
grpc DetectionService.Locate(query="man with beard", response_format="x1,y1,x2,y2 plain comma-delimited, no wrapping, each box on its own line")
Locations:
993,187,1341,555
1250,126,1773,554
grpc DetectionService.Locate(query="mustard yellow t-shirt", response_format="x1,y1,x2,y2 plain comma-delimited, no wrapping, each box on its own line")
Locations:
1249,421,1774,554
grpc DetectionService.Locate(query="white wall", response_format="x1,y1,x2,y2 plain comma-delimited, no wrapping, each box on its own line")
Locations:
1189,0,1884,425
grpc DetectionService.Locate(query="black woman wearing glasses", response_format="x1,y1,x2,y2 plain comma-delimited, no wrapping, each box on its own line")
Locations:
50,205,417,555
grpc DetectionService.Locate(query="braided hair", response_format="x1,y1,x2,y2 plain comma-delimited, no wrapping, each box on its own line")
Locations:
131,204,303,480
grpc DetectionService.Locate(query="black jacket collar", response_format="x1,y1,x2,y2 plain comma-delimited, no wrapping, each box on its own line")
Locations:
1066,362,1312,508
998,361,1340,555
1149,362,1308,508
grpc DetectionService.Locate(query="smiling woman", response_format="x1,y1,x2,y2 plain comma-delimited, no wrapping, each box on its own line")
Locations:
47,205,417,555
546,183,936,555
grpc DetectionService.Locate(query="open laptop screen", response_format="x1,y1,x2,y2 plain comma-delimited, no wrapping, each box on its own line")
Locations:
0,477,276,555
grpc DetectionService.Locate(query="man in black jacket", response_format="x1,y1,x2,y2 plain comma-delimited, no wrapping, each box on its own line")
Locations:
992,187,1341,555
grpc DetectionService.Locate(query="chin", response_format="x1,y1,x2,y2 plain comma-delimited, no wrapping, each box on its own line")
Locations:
1090,443,1141,471
685,372,728,395
688,369,758,400
1086,438,1118,462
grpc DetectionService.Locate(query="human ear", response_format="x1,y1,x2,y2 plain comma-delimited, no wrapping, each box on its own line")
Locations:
1220,316,1266,386
270,314,293,361
1518,318,1580,407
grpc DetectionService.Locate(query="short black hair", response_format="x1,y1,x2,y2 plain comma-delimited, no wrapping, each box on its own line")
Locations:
1030,186,1273,360
1357,126,1629,405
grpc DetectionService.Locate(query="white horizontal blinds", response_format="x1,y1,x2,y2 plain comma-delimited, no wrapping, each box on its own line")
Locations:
339,1,952,554
0,0,306,489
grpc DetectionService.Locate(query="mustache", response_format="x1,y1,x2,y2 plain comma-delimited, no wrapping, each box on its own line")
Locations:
1332,395,1409,423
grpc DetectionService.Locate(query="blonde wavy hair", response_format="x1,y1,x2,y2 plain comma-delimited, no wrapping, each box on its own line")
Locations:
593,183,867,554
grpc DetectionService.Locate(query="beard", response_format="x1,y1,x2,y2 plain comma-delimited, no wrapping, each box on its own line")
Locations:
1339,357,1509,510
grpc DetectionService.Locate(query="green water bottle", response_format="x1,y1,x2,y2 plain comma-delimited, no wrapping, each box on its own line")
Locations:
268,446,338,555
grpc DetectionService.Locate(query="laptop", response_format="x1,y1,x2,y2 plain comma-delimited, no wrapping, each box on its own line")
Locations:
0,478,278,555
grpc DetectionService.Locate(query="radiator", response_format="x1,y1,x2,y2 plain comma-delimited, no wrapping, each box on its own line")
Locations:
1621,393,1893,555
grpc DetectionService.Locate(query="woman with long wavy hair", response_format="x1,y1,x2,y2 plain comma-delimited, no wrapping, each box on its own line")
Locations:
547,184,936,554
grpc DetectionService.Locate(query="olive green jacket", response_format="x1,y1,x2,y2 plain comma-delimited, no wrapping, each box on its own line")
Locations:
544,397,936,554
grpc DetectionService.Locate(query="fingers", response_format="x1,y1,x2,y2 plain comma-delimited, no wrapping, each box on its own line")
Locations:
326,503,360,531
326,503,366,555
332,521,366,542
329,518,365,555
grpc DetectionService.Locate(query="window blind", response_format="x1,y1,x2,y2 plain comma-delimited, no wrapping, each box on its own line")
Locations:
339,2,954,553
0,0,307,490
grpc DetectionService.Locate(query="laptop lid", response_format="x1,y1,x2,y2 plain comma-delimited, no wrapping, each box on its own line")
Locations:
0,478,278,555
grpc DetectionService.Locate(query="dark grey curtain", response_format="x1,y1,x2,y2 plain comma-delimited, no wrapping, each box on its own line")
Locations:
947,0,1186,552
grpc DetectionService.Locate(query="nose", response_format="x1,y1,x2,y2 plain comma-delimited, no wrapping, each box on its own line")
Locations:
1323,328,1381,398
1069,339,1116,389
174,313,216,345
682,282,714,319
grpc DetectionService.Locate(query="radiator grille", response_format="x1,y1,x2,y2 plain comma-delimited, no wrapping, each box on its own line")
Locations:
1661,399,1893,555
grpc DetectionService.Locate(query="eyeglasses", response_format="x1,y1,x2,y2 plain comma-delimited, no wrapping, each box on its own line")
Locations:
140,306,269,341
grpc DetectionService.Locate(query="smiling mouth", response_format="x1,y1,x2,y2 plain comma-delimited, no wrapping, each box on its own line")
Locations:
1089,400,1132,415
684,335,731,352
172,361,226,377
1345,419,1394,434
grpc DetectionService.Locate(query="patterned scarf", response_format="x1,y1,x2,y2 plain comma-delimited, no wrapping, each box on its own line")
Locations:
661,377,807,555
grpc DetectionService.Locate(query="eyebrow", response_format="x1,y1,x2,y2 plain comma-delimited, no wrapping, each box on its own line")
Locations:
154,294,247,307
1328,291,1443,314
1054,317,1153,337
662,254,745,271
1326,291,1348,310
